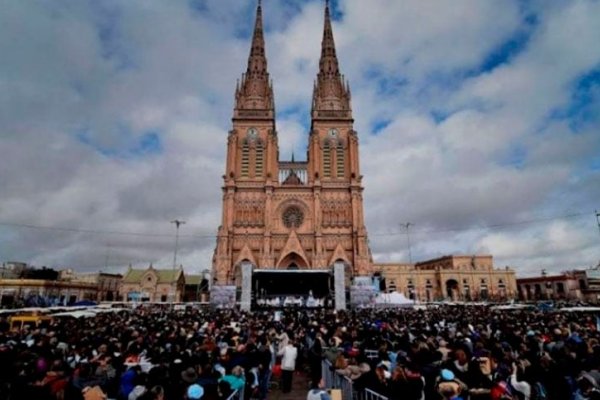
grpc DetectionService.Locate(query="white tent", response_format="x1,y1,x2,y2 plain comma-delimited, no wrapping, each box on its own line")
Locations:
51,311,97,318
374,291,414,306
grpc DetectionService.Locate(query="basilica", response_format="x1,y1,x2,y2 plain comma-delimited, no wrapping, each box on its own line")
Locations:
211,1,516,309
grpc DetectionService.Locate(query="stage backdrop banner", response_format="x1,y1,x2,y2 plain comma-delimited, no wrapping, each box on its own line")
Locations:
210,285,237,308
350,285,377,307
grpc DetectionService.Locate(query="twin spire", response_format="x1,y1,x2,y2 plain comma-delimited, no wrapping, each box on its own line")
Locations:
234,0,351,121
313,0,352,119
234,0,274,119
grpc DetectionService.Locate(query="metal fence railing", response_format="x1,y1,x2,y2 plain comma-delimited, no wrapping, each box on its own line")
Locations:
322,359,389,400
361,388,389,400
225,385,245,400
322,359,336,389
337,375,354,400
322,359,355,400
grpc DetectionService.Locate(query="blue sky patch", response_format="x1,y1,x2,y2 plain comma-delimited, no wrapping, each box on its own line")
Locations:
500,143,528,169
279,104,308,121
431,110,451,124
363,65,409,98
91,3,137,71
549,67,600,131
188,0,208,15
470,12,536,76
130,132,163,156
77,128,163,159
372,118,391,135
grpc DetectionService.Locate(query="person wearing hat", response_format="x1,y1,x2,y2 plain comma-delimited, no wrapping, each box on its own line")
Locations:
181,367,199,385
436,369,466,400
185,383,204,400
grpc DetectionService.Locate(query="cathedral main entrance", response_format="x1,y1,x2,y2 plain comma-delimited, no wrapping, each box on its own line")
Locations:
252,269,333,308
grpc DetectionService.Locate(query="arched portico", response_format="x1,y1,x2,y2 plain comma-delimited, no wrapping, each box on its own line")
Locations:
446,279,459,300
277,251,309,270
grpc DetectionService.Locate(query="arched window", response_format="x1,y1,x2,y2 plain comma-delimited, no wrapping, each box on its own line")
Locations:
323,141,331,178
255,141,264,177
336,141,344,178
241,140,250,177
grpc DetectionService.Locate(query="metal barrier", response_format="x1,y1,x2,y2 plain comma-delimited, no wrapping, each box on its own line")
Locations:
321,358,387,400
337,375,354,400
322,359,354,399
225,385,245,400
322,359,336,389
361,388,389,400
363,349,379,360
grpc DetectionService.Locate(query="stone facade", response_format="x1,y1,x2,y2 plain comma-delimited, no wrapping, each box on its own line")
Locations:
375,255,517,302
60,270,122,302
517,270,587,301
212,1,372,287
119,265,185,302
210,2,519,303
0,279,97,307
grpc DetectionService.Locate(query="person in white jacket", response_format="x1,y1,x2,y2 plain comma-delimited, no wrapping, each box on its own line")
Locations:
278,336,298,393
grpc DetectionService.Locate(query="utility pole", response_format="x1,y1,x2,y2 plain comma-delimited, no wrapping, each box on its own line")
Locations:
401,222,415,301
595,210,600,238
171,219,186,303
402,222,414,264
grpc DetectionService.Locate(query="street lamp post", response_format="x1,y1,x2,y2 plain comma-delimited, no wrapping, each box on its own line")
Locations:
541,269,550,300
171,219,186,303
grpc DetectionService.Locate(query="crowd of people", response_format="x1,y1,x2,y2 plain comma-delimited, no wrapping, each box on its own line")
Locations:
1,304,600,399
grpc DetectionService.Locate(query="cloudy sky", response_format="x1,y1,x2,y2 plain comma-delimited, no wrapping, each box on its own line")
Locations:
1,0,599,277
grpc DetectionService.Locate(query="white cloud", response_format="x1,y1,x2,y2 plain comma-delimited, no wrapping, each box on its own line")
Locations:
0,0,599,277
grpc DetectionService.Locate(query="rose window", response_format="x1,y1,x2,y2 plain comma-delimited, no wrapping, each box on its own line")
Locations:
282,206,304,229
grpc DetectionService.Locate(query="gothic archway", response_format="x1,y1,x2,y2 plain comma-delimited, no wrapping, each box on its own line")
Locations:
277,252,309,269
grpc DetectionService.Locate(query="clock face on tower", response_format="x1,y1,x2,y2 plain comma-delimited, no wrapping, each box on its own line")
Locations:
247,127,258,139
328,128,338,137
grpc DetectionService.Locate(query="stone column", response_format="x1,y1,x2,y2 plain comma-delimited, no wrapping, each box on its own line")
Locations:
240,261,253,311
334,261,346,310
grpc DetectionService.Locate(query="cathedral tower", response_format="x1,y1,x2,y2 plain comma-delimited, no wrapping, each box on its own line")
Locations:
212,1,372,305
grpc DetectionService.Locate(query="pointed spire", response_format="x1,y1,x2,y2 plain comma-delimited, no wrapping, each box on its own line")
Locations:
247,0,265,76
312,0,352,120
234,0,274,119
320,0,339,78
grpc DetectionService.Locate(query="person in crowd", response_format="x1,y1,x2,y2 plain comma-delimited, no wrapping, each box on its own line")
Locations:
278,335,298,393
3,303,600,399
308,337,324,385
388,364,424,400
306,378,331,400
185,383,204,400
220,365,245,392
436,369,466,400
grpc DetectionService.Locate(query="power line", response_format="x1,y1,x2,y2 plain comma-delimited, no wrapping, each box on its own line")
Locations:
369,211,591,237
0,221,215,239
0,210,594,240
